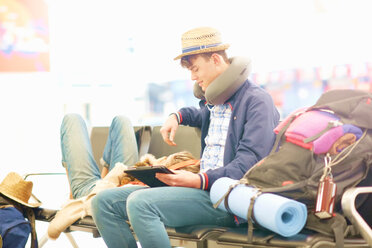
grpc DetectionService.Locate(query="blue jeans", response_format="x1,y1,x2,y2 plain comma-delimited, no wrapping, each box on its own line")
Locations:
91,186,236,248
60,113,138,199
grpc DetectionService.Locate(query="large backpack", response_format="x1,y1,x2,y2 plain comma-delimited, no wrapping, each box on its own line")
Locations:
0,197,38,248
234,89,372,247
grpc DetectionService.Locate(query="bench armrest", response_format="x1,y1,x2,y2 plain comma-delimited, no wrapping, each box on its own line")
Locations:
342,187,372,247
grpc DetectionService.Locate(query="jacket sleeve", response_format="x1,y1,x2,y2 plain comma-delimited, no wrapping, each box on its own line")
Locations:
202,92,279,190
178,105,204,128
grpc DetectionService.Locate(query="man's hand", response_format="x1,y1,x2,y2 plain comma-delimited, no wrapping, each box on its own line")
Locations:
160,114,179,146
155,170,201,189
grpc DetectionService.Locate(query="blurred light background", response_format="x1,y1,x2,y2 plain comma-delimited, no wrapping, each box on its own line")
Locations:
1,0,372,190
1,0,372,246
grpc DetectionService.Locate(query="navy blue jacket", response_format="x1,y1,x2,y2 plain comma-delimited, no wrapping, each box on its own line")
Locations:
178,80,280,190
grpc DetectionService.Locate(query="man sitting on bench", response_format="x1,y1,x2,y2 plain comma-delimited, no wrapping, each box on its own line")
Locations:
91,26,279,248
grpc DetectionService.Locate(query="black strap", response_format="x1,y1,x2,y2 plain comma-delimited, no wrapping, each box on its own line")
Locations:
25,207,37,248
8,200,38,248
32,213,38,248
269,114,298,154
332,221,345,248
212,182,239,212
247,191,262,243
304,122,336,143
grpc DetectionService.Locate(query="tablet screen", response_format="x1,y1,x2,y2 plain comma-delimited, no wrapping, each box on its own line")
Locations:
124,166,174,187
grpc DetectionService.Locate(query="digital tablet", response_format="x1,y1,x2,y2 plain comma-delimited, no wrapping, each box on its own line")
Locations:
124,166,174,187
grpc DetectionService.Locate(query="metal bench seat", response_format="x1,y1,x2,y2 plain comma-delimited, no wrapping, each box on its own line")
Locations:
33,205,227,248
214,226,369,248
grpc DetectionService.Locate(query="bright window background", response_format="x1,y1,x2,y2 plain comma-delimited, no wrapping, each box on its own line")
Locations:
1,0,372,177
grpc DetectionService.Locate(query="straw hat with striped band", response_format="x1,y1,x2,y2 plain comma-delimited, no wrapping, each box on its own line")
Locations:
174,27,230,60
0,172,41,208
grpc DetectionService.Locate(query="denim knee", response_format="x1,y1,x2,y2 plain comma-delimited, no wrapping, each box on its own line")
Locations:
111,115,132,128
126,190,150,219
91,191,109,217
91,193,99,216
60,113,87,169
62,113,84,126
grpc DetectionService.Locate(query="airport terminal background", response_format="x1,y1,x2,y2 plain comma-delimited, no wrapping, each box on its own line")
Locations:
1,0,372,247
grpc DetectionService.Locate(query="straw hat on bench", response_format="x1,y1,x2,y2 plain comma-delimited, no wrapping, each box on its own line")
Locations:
0,172,41,208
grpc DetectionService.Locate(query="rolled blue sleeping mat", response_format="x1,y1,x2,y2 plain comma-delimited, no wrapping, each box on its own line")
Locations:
210,177,307,237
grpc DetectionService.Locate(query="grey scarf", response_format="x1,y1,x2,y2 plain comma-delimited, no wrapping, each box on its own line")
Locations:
193,56,252,105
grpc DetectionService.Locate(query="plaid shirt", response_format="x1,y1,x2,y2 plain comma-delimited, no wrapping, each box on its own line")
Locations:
200,104,232,172
178,80,280,190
